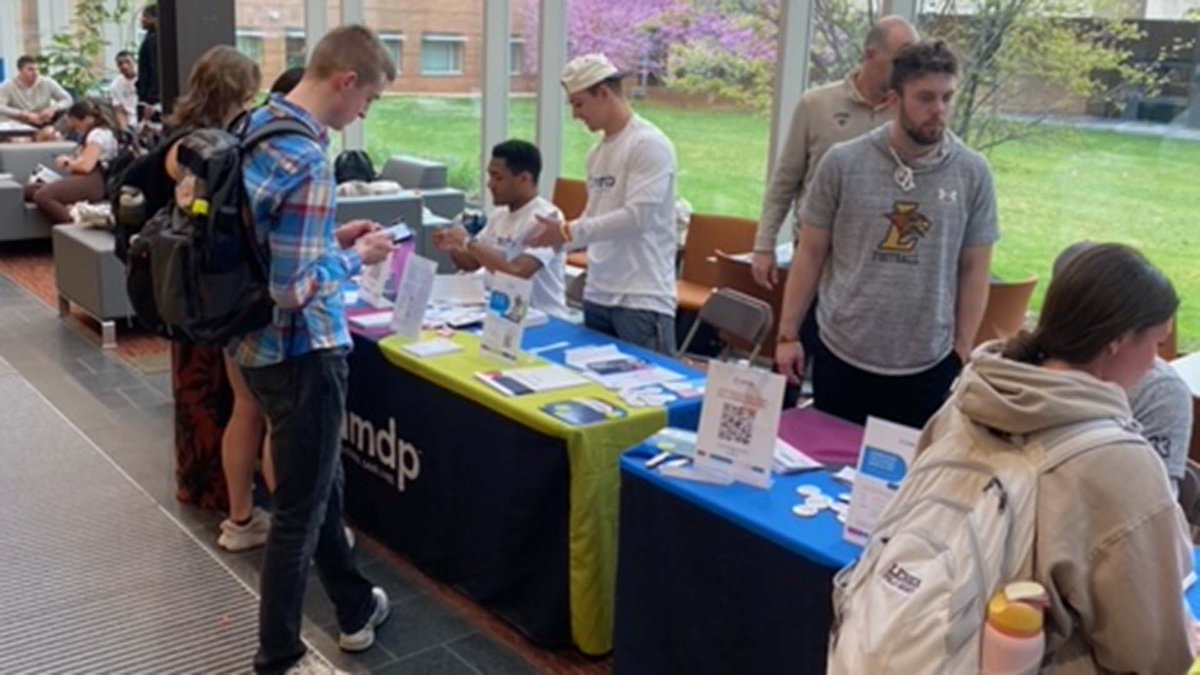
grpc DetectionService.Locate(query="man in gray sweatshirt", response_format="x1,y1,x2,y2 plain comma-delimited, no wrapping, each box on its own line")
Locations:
0,55,73,135
776,41,997,428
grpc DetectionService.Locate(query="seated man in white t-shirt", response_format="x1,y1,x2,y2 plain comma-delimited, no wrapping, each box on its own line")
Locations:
433,140,568,318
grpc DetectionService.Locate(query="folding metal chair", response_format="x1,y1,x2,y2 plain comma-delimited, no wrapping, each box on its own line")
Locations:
679,287,775,365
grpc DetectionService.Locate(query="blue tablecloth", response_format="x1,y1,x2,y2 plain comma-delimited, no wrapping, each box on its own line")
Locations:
621,446,862,569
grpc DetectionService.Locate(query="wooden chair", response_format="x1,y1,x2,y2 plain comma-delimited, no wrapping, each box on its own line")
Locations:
677,213,758,314
552,178,590,269
973,277,1038,347
715,250,788,359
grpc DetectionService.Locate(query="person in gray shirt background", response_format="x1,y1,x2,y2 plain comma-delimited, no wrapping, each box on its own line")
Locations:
775,41,997,428
0,55,73,138
1054,241,1193,495
752,15,918,290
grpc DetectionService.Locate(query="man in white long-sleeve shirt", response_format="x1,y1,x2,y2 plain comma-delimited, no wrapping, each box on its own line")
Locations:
0,56,73,134
528,53,679,355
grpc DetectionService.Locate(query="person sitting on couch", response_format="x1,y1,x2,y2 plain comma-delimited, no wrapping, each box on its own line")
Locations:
23,99,118,224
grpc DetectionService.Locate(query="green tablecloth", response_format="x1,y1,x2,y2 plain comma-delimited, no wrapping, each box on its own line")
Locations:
378,331,666,654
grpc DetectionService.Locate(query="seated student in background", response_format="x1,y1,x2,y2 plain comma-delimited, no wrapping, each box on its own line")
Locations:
0,55,73,138
434,139,569,318
1054,241,1193,496
22,99,117,224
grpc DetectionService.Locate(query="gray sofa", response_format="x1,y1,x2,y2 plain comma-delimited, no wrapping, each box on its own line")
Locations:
378,155,449,189
52,224,132,348
0,141,78,242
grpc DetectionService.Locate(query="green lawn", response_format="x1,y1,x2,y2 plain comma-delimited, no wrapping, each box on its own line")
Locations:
366,96,1200,350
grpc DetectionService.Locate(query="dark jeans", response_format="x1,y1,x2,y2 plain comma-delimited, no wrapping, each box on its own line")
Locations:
583,301,676,356
242,348,375,675
812,336,962,430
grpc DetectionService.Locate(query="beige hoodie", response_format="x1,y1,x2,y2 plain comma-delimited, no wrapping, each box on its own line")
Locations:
921,346,1195,674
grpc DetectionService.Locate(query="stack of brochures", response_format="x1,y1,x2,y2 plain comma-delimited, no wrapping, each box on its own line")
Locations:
475,364,590,397
564,344,685,390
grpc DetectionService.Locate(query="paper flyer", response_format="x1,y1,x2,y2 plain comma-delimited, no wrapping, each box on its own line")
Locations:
843,416,920,546
693,360,785,489
389,254,437,340
480,271,533,364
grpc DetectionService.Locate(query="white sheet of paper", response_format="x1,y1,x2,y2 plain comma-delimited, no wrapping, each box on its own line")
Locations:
401,337,463,358
358,253,393,309
843,416,920,546
348,311,393,330
480,271,533,364
505,365,590,392
772,438,823,474
389,254,437,340
694,360,785,489
432,273,486,305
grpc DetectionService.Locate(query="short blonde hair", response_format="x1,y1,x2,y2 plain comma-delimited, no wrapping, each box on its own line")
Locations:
307,25,396,86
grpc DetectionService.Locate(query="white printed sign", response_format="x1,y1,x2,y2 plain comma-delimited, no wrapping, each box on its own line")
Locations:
480,272,533,364
843,416,920,546
694,360,785,489
358,253,393,309
389,254,437,340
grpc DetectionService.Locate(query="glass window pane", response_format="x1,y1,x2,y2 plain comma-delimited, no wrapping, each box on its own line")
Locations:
421,36,464,75
236,1,308,88
367,3,482,200
558,0,777,219
380,34,404,74
509,2,536,144
916,3,1200,349
285,30,306,70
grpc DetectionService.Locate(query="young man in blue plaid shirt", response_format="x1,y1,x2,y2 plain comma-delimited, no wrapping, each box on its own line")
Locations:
227,26,396,675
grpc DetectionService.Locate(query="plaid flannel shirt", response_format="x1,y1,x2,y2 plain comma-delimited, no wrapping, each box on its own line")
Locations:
228,96,363,368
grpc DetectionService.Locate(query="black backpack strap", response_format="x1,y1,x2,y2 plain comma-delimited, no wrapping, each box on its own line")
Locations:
239,118,319,153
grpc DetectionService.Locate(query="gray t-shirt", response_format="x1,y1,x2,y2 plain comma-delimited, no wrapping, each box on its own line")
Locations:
798,123,999,375
1129,359,1193,495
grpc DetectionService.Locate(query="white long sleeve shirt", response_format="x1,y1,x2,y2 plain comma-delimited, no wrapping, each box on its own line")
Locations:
0,76,73,120
571,115,678,317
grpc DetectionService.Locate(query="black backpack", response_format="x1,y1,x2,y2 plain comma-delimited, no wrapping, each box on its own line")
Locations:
110,127,191,264
125,118,317,344
334,149,376,183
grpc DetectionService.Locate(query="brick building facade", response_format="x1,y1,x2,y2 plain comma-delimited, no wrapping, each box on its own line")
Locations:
235,0,537,95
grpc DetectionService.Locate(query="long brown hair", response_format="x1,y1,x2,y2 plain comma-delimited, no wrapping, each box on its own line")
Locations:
67,98,117,130
1002,243,1178,365
165,45,261,130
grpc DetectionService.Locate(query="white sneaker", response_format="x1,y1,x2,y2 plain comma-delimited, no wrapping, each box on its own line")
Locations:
283,652,348,675
338,587,389,652
217,506,271,552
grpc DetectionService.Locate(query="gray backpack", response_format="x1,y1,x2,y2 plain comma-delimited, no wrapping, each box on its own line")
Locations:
828,416,1142,674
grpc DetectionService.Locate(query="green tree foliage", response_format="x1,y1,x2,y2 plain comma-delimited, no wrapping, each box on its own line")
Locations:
37,0,134,96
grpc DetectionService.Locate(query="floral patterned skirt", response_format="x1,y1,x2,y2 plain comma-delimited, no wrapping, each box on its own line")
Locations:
170,341,233,511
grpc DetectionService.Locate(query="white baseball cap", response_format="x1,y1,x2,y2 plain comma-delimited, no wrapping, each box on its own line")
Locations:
560,53,626,96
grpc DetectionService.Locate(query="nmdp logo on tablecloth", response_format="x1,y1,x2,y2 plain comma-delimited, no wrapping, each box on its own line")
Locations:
341,412,421,492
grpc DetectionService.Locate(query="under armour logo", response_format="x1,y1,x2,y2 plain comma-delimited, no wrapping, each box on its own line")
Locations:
938,188,958,204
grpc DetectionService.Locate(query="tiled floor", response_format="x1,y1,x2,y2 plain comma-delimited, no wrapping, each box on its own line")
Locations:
0,273,608,675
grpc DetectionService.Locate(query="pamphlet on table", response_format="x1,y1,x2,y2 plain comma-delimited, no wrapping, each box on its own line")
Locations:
475,364,589,397
563,344,685,390
843,416,920,546
431,273,487,305
540,397,628,427
480,272,533,364
693,360,786,489
358,252,394,308
390,254,437,339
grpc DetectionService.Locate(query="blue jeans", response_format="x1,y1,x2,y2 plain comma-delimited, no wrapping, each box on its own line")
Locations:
242,348,375,675
583,302,676,356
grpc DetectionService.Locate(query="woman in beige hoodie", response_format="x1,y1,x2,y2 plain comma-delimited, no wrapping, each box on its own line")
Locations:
926,242,1193,673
